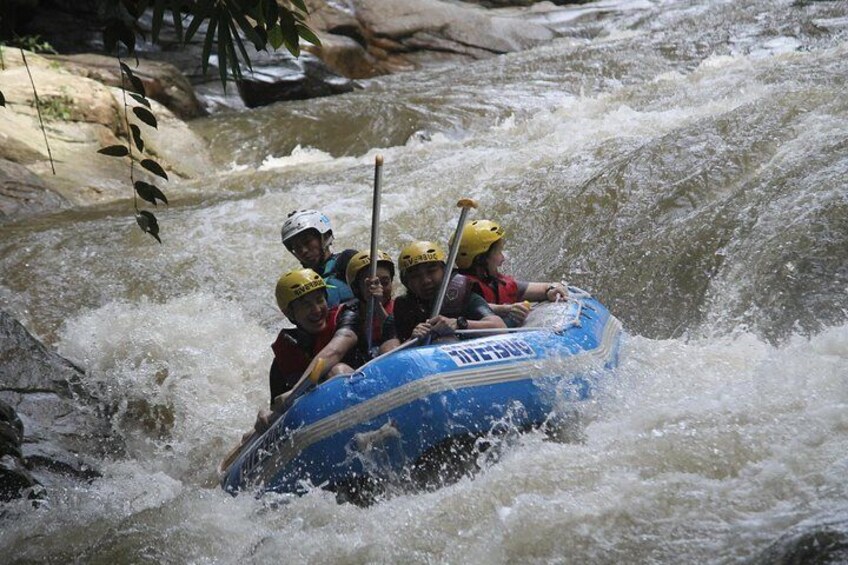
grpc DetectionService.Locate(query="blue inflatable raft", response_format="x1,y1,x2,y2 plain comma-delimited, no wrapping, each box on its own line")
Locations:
220,290,622,496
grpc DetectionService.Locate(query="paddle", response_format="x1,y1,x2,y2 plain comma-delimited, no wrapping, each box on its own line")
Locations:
423,198,477,344
217,358,326,476
365,154,384,355
340,199,477,372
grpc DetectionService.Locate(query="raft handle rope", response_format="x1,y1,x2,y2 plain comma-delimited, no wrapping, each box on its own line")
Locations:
455,285,591,336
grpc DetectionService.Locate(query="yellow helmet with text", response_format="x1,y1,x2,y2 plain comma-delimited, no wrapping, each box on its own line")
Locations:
345,250,395,287
398,241,446,283
275,268,327,312
455,219,505,269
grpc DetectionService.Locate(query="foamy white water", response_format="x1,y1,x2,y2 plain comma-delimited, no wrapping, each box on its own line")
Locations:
2,0,847,562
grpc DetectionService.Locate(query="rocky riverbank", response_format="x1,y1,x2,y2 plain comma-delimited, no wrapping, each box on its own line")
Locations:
0,0,587,223
0,310,119,504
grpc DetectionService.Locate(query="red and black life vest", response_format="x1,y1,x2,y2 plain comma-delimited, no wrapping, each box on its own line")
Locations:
463,273,520,305
271,305,343,377
363,298,394,345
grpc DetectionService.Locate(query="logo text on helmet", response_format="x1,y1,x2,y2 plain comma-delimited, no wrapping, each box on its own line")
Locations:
411,252,439,264
292,279,324,298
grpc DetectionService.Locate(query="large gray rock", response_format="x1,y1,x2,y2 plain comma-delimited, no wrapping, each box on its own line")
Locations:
48,53,206,120
0,158,67,222
0,49,214,215
749,513,848,565
351,0,555,57
0,310,117,500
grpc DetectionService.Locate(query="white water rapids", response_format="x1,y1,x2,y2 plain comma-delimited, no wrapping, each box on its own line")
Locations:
1,0,847,562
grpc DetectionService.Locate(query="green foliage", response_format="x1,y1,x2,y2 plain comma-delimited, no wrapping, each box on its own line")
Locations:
2,35,57,54
98,60,170,243
103,0,321,83
3,2,322,242
30,93,75,121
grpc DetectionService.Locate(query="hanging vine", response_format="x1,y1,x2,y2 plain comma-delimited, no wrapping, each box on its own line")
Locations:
3,0,320,242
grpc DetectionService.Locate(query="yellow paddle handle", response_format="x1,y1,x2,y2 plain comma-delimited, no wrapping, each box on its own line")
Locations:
308,358,326,383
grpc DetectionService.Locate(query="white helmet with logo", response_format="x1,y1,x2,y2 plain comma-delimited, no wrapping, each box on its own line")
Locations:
280,210,334,251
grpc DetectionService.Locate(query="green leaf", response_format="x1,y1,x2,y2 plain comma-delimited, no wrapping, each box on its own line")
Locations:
132,106,158,129
130,124,144,152
134,180,168,206
120,61,134,79
295,23,321,46
116,21,137,54
217,9,230,86
97,144,129,157
129,92,150,108
230,19,253,72
186,9,208,43
121,0,147,19
136,211,162,243
228,36,242,80
172,8,184,43
226,0,263,48
201,14,219,75
290,0,308,14
119,62,145,94
267,24,284,50
251,25,267,50
141,158,169,180
262,0,279,27
279,11,300,56
104,22,119,53
129,74,146,95
151,1,166,42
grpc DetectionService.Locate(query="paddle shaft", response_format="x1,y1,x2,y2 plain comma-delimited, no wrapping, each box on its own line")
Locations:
365,155,383,353
430,199,477,318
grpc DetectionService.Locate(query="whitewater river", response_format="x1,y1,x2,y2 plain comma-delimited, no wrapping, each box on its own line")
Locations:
2,0,847,562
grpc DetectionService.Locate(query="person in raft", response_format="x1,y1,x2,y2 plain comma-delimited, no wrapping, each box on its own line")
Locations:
280,209,356,307
258,268,359,430
455,219,569,327
392,241,506,343
344,250,401,363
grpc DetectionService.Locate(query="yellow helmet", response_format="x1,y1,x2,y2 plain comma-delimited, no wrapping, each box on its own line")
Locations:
398,241,446,281
455,220,505,269
275,268,326,311
345,250,395,287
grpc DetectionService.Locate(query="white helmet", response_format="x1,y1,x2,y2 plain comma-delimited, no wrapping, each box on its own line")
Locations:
280,210,334,250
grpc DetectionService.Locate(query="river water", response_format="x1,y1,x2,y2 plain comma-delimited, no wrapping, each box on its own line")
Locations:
2,0,848,562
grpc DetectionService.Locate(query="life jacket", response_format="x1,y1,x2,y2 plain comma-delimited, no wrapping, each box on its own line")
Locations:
345,298,396,368
463,273,520,305
362,298,394,345
270,305,342,382
394,274,471,341
319,253,355,307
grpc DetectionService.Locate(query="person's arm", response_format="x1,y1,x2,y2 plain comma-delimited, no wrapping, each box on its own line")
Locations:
520,282,568,302
364,276,390,322
271,328,358,409
428,293,506,335
379,338,401,353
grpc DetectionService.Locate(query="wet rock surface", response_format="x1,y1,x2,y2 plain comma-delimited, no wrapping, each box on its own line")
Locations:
0,310,118,501
749,514,848,565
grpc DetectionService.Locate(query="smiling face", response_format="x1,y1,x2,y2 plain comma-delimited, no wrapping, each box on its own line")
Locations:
485,239,506,276
403,262,444,302
287,290,329,334
357,265,393,305
287,230,326,270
